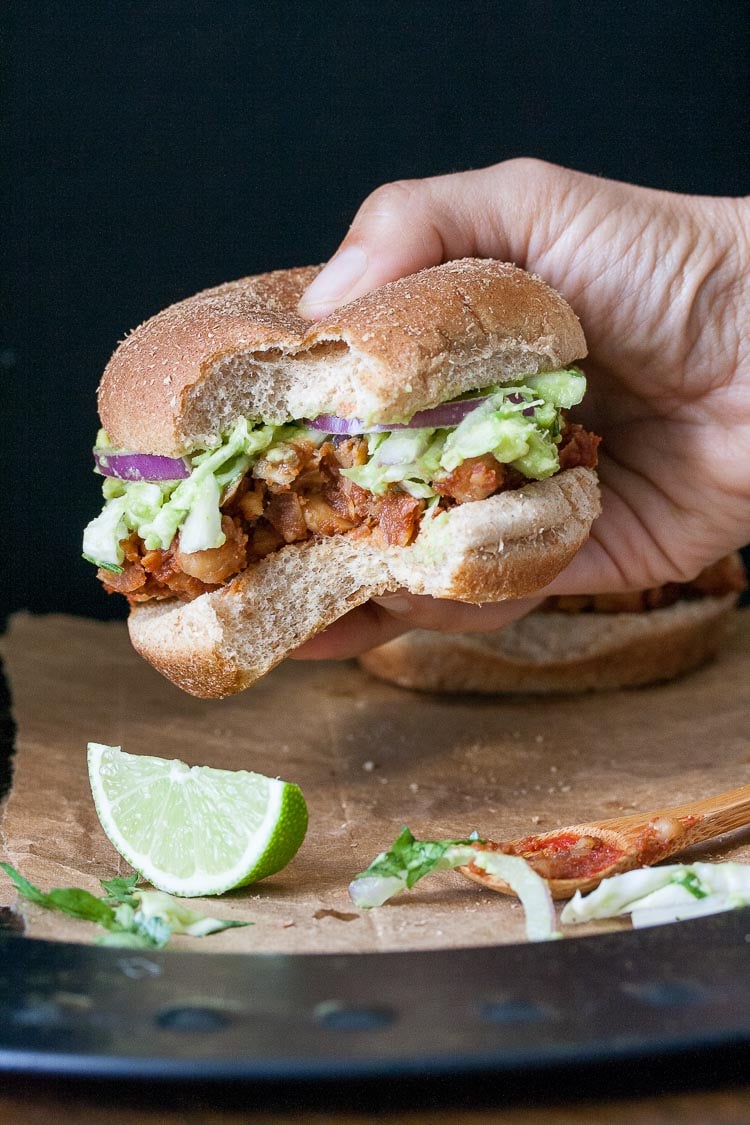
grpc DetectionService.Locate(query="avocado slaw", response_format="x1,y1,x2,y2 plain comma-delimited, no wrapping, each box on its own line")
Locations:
83,368,586,572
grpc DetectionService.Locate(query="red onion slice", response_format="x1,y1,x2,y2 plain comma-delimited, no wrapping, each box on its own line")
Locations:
94,450,190,481
305,395,492,436
303,414,370,436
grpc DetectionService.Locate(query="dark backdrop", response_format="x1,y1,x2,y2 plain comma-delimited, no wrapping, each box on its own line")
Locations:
3,1,749,623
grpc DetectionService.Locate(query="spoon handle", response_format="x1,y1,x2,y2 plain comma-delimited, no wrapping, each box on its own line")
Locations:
597,783,750,844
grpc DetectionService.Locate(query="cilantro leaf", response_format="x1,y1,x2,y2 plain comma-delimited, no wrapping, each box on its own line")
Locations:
354,826,482,888
676,870,709,899
100,873,140,906
350,826,485,906
1,863,51,908
1,863,249,946
1,863,118,928
45,888,120,929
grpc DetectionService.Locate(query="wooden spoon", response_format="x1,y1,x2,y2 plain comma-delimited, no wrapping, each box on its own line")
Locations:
459,784,750,900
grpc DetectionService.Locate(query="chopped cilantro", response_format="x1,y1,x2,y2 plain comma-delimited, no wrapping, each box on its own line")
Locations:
675,870,709,899
0,862,249,949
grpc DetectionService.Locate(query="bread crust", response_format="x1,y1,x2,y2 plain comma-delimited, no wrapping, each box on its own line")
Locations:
128,466,600,698
358,593,741,695
98,260,587,456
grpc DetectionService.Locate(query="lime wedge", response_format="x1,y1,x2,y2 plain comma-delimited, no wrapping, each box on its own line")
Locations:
87,743,308,897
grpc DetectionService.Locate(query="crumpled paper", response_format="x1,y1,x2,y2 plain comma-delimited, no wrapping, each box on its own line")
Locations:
0,611,748,953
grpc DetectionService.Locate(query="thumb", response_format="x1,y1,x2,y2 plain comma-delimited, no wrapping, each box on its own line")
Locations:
297,159,589,319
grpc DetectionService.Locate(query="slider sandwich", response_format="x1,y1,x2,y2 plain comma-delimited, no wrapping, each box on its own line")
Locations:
83,260,601,697
358,554,746,694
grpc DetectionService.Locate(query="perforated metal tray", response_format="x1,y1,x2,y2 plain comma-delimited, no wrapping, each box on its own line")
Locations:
0,907,748,1084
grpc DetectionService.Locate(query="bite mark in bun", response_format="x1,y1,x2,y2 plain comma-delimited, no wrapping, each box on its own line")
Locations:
83,260,601,697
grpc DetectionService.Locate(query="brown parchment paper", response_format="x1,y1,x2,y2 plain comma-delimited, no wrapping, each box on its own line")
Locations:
1,611,749,953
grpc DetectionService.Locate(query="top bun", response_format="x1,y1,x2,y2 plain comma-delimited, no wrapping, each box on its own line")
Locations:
98,260,587,457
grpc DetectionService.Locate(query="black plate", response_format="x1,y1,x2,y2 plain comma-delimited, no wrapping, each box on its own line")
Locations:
0,907,748,1084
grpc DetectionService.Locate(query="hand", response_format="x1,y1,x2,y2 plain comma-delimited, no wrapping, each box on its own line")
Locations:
293,159,750,659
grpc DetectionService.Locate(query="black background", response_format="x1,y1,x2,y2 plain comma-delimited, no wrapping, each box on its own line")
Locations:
3,1,749,623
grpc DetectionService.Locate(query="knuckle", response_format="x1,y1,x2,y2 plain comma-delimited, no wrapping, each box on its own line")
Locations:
356,178,427,223
500,155,558,183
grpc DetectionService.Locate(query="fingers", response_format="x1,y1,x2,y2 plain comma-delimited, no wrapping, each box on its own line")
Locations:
297,158,582,319
371,592,544,633
290,602,407,661
291,593,542,661
293,502,673,664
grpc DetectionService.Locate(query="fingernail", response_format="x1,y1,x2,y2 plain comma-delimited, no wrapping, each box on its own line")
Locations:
298,246,368,313
372,595,414,615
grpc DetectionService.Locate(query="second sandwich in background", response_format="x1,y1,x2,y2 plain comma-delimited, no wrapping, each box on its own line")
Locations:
358,554,747,694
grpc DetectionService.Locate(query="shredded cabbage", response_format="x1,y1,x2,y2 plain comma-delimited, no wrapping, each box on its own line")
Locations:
349,827,560,942
83,368,586,570
561,862,750,928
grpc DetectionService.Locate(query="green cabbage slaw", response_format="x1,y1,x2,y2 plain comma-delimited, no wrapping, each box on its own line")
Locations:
561,862,750,928
83,368,585,572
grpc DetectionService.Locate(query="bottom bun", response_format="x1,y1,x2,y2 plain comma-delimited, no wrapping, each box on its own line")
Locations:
357,593,741,695
128,466,599,698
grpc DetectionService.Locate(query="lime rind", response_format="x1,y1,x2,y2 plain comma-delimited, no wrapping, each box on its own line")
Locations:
87,743,308,897
231,781,309,887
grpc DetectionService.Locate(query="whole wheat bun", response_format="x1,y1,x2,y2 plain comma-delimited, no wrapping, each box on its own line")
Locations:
100,260,600,697
98,259,587,456
357,593,741,695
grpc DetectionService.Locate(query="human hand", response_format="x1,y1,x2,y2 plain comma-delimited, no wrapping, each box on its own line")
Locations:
293,160,750,659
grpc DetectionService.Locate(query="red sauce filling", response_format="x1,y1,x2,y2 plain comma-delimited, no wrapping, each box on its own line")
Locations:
480,833,625,881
